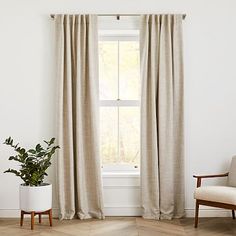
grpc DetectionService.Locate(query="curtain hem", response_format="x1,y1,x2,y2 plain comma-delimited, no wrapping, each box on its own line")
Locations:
59,210,105,220
142,212,185,220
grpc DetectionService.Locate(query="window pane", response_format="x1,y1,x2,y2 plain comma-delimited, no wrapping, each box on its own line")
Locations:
99,41,118,100
119,42,140,100
100,107,118,164
119,107,140,165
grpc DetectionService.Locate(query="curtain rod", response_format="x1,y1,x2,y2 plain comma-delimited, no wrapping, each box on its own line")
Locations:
50,14,186,20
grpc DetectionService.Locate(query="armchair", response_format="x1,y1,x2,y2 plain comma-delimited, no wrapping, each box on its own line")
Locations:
193,156,236,228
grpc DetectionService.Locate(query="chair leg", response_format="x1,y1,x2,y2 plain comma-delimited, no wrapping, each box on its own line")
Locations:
232,210,235,219
39,213,42,223
31,212,35,230
20,210,24,226
49,209,52,227
194,200,199,228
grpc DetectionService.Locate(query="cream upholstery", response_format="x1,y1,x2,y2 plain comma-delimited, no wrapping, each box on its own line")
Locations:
228,156,236,187
194,186,236,205
193,156,236,228
194,156,236,206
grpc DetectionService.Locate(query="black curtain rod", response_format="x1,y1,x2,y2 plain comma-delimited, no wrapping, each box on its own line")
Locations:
50,14,186,20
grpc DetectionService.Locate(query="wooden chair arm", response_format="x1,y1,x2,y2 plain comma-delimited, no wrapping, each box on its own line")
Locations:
193,172,229,187
193,173,229,179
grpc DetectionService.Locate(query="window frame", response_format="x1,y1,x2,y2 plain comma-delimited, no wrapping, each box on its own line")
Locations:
99,30,140,173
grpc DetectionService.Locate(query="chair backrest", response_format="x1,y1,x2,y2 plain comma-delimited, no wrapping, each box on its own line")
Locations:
228,156,236,187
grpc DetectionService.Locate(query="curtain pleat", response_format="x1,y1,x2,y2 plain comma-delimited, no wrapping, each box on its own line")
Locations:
55,14,104,220
140,14,185,220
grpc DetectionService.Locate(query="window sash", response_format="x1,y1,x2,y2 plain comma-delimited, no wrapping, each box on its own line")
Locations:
99,32,140,171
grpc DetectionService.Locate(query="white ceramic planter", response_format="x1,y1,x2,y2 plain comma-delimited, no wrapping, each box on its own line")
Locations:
19,183,52,212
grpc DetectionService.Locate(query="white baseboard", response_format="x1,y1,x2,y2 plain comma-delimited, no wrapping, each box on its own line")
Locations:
104,206,142,216
0,208,232,218
0,209,20,218
104,207,232,218
0,208,59,218
185,208,231,217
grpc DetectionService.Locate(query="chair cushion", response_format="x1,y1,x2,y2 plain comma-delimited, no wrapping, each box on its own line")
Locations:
194,186,236,205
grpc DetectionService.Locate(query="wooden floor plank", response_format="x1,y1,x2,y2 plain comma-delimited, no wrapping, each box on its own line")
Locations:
0,217,236,235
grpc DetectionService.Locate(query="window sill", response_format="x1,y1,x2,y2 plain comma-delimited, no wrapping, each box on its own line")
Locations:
102,171,140,178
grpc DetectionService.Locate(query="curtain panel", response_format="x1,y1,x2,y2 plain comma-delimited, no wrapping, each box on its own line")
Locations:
55,14,104,220
140,14,185,220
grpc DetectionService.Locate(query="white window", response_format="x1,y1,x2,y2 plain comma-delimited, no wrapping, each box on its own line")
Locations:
99,30,140,171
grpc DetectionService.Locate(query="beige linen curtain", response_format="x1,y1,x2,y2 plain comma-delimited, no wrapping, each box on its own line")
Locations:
140,14,185,219
55,15,104,220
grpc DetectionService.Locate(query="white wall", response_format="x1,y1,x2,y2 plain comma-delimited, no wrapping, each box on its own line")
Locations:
0,0,236,217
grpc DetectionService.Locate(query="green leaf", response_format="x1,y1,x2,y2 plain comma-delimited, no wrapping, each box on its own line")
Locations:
19,148,26,155
49,138,55,145
37,151,46,157
4,137,12,145
9,156,16,160
28,149,36,154
36,144,42,152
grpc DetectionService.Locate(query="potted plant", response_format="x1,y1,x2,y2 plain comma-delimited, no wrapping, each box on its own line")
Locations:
3,137,59,213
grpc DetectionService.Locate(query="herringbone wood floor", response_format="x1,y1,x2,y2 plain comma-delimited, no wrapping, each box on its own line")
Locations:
0,217,236,236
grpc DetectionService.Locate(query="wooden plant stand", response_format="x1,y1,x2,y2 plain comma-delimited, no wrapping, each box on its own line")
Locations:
20,209,52,230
